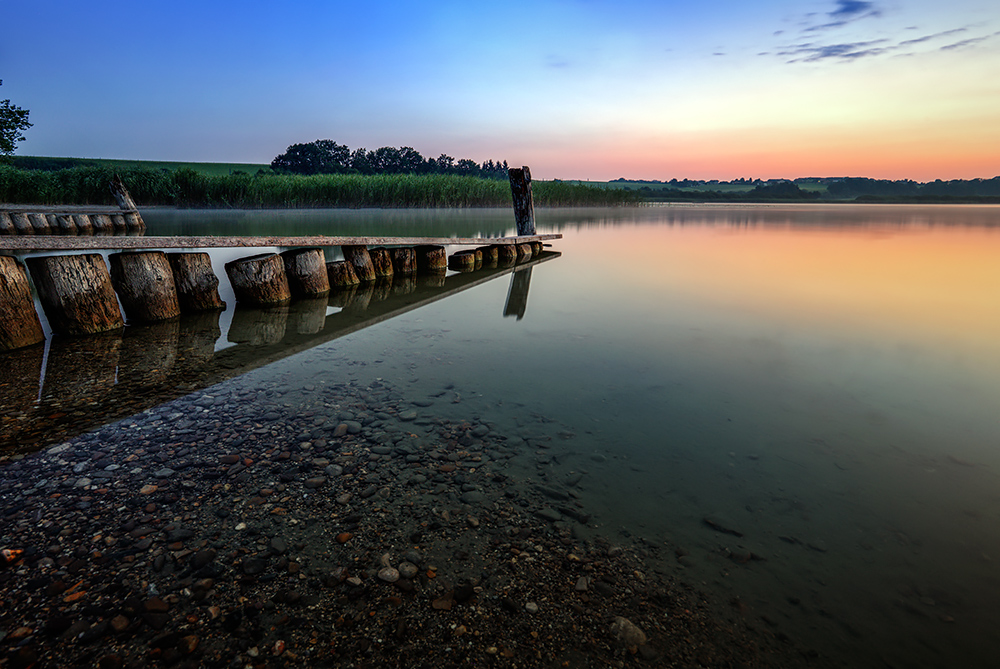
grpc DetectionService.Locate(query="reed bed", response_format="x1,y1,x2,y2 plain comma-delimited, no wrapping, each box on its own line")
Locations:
0,165,639,208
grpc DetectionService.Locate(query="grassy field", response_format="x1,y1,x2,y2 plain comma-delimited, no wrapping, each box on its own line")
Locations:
0,161,638,208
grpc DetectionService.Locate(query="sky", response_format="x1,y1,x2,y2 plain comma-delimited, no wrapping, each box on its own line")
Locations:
2,0,998,181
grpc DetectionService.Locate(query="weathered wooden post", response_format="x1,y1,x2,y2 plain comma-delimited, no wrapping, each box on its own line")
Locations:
515,243,533,261
225,253,291,306
55,215,77,235
391,247,417,275
326,260,360,290
369,247,395,279
0,212,14,234
495,244,517,267
167,252,226,312
448,250,476,272
508,166,536,236
110,214,128,233
124,212,145,232
26,254,124,335
109,174,139,211
415,245,446,273
281,247,330,298
72,214,94,235
109,251,181,323
11,213,33,234
342,245,376,282
530,241,543,257
28,213,51,234
478,245,498,268
91,214,113,234
0,256,46,351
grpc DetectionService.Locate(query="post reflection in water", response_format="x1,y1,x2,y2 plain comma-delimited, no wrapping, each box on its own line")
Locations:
503,267,532,320
0,251,561,454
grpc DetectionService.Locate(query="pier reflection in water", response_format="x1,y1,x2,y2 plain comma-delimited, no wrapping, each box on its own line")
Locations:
0,251,558,454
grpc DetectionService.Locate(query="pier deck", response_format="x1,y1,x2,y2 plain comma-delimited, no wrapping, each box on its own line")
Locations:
0,233,561,251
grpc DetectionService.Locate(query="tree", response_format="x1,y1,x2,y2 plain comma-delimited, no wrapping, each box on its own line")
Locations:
271,139,350,175
0,80,32,159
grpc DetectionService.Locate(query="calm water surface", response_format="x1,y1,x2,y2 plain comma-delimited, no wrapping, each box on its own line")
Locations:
8,204,1000,667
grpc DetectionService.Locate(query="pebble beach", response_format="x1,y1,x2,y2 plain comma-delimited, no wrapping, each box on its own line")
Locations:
0,368,797,668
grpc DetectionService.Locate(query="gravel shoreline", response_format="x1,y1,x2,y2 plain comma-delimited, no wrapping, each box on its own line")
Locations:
1,373,800,668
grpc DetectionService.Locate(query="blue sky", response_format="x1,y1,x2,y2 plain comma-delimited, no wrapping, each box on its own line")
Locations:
3,0,998,180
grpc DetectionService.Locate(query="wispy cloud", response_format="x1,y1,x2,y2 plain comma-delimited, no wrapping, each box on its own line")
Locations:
776,38,891,63
806,0,882,32
771,2,997,63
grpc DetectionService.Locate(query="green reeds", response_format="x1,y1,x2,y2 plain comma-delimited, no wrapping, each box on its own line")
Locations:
0,165,639,208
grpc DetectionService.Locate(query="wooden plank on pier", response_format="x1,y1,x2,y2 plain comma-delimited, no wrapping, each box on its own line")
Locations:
0,233,561,251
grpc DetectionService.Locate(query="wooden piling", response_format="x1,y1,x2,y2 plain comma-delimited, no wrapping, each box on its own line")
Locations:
508,166,536,236
0,256,46,351
478,245,499,268
91,214,114,234
448,250,476,272
110,174,139,211
26,254,124,335
415,245,447,273
28,213,51,234
531,241,543,257
495,244,517,267
326,260,360,289
0,212,14,235
225,253,291,306
391,247,417,275
110,214,128,233
167,252,225,312
72,214,94,235
369,247,395,278
281,247,330,298
342,245,376,282
516,243,533,261
11,213,33,234
55,215,77,235
109,251,181,323
124,212,145,232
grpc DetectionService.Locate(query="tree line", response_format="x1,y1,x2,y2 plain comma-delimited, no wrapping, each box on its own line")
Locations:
271,139,510,179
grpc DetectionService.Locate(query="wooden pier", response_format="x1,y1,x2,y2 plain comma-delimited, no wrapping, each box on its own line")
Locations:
0,166,558,352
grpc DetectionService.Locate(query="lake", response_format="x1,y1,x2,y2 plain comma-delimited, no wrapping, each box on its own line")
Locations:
2,203,999,667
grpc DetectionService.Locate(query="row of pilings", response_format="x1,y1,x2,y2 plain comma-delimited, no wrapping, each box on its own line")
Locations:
0,241,545,352
0,211,145,235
